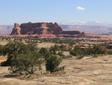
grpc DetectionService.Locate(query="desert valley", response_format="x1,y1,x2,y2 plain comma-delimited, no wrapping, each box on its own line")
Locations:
0,0,112,85
0,21,112,85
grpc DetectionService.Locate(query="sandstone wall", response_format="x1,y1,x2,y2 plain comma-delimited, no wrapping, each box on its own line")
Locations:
11,22,62,35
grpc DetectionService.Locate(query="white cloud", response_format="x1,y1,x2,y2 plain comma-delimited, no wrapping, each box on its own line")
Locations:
76,6,85,11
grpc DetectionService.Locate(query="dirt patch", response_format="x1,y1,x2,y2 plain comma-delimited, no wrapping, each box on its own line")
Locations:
0,56,7,63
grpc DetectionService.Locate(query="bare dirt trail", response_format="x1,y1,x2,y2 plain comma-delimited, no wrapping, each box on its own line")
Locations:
0,55,112,85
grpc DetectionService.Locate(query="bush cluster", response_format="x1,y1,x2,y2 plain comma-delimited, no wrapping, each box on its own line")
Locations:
70,45,107,58
0,41,63,75
39,46,64,73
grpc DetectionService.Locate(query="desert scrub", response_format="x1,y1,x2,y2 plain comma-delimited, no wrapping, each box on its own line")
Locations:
70,45,107,58
9,52,43,75
45,54,63,73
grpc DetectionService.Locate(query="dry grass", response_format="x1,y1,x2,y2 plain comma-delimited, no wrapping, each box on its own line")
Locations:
0,55,112,85
0,40,8,46
37,42,55,48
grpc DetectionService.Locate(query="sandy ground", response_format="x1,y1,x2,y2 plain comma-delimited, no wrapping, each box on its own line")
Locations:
0,55,112,85
0,56,7,63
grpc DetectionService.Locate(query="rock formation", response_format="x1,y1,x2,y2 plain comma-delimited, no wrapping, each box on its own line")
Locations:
11,22,81,38
40,23,56,38
11,23,21,35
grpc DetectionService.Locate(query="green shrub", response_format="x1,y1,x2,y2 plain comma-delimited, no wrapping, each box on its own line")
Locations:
9,52,43,75
70,45,107,58
39,48,50,60
45,54,62,73
0,45,4,55
91,45,107,56
39,46,64,73
1,41,38,66
1,40,64,75
0,41,44,75
70,47,87,58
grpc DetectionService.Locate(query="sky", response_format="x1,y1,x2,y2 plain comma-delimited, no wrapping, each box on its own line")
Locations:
0,0,112,25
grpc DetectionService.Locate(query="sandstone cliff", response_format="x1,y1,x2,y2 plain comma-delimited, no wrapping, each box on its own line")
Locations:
11,22,62,36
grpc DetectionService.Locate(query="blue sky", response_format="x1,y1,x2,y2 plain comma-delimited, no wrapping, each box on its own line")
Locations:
0,0,112,24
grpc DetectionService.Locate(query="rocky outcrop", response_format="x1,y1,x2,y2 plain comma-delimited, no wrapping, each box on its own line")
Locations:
11,23,21,35
11,22,62,35
11,22,81,38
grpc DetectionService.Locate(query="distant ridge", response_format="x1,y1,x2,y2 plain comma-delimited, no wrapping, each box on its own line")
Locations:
0,25,13,35
61,25,112,34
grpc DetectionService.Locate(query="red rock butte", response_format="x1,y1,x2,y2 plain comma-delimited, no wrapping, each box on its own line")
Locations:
11,22,82,38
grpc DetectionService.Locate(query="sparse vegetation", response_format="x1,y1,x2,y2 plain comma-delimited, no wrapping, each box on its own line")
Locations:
0,41,64,76
1,41,38,66
9,52,43,75
1,37,112,78
70,45,107,58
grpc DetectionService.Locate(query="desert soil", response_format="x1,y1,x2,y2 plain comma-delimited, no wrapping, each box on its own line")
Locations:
0,55,112,85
